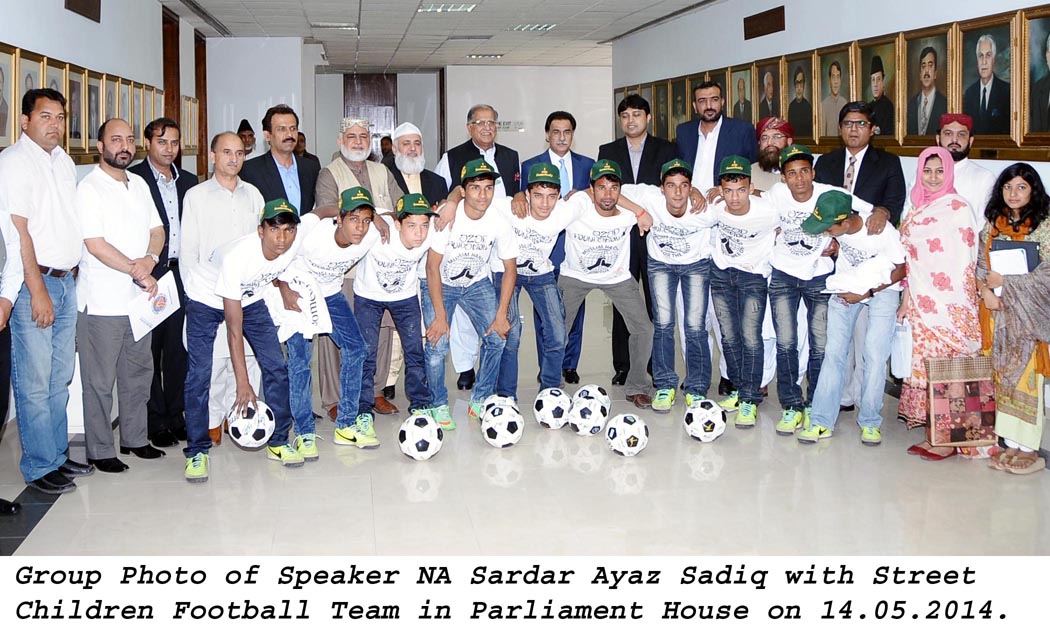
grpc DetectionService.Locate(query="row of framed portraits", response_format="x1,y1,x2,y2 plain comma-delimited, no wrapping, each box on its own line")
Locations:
614,7,1050,152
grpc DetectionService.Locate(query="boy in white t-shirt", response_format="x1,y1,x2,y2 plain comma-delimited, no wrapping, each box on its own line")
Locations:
798,190,906,446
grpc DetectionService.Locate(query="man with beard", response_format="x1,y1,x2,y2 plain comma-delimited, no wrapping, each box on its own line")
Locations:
787,66,813,138
237,118,258,159
387,122,448,205
75,118,166,473
240,105,320,213
821,61,848,137
907,47,947,136
868,56,895,136
751,116,794,191
935,113,995,229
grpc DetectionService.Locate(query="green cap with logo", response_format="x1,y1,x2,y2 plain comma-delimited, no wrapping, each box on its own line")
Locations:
528,162,561,187
801,190,852,235
339,186,375,212
396,193,436,220
260,198,299,223
590,159,622,182
460,158,500,184
718,155,751,179
779,143,814,169
661,158,693,179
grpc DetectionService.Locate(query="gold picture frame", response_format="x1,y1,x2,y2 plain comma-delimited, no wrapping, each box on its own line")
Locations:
754,56,785,123
653,80,669,140
957,11,1019,146
87,70,102,149
66,63,87,154
856,33,902,144
815,43,855,142
902,24,954,143
785,51,817,143
1021,6,1050,145
728,65,755,126
16,50,43,141
0,43,16,149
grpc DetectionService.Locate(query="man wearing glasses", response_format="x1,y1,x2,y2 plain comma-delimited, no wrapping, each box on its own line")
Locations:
750,116,794,192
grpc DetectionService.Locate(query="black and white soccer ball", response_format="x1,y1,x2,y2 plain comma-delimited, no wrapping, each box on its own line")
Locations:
568,396,607,436
481,404,525,448
605,413,650,457
533,387,571,429
573,384,612,411
226,401,276,450
683,399,727,443
398,412,444,461
482,394,518,419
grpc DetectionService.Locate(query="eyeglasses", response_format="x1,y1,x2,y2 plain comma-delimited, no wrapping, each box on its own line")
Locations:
841,120,871,129
760,133,787,143
470,120,498,128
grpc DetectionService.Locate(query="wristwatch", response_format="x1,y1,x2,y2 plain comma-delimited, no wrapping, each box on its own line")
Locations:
146,252,159,264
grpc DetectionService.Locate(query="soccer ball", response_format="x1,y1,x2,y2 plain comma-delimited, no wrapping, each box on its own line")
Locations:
226,401,276,450
533,387,571,429
605,413,650,457
568,396,607,436
573,384,612,411
683,399,727,443
398,412,444,461
481,404,525,448
482,394,517,419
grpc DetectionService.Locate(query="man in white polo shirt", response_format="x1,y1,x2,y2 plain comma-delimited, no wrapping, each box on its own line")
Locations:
75,118,166,473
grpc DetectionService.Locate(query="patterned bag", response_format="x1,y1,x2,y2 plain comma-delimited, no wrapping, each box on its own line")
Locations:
924,356,997,447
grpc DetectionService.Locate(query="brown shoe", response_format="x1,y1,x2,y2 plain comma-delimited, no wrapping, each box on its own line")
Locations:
327,405,338,421
627,393,652,409
210,425,223,445
373,396,400,415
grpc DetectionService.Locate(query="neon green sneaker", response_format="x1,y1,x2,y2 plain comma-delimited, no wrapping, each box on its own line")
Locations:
652,388,676,413
860,426,882,446
798,423,833,444
184,452,208,483
684,393,706,408
267,443,305,467
333,422,380,449
775,409,803,436
294,433,319,461
432,404,456,431
803,406,812,428
356,412,377,438
735,401,757,428
411,408,432,417
468,401,484,419
718,391,740,412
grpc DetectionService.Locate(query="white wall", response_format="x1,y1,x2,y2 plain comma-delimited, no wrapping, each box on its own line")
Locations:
444,65,613,162
397,72,441,170
300,43,327,151
314,73,343,166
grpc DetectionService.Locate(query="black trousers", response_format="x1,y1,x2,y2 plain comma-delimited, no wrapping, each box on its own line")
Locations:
147,262,188,436
0,325,10,424
612,229,654,373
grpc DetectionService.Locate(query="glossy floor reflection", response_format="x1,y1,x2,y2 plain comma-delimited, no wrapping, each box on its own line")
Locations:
2,294,1049,555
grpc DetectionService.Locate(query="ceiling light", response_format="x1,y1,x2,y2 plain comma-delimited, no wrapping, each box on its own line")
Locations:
467,54,503,59
418,3,477,12
447,35,491,40
310,22,358,30
508,24,556,32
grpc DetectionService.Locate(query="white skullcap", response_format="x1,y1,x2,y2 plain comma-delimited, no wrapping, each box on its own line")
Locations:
340,117,370,132
392,122,423,140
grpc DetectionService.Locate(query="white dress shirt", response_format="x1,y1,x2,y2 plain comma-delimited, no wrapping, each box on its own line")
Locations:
692,117,723,193
147,158,182,259
548,149,573,189
842,145,869,194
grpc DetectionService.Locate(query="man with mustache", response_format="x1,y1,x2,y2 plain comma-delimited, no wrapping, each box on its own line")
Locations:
907,46,947,136
240,104,320,215
75,118,166,474
237,119,258,160
935,113,995,230
751,117,794,191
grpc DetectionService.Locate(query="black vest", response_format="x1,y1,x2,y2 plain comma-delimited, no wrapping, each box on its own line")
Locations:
446,141,520,195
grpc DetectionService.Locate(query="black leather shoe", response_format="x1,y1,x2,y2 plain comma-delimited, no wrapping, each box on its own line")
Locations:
59,458,95,477
120,444,166,459
718,377,736,396
150,429,179,448
383,385,396,400
0,497,20,515
457,369,475,391
169,414,187,440
28,470,76,495
611,370,628,386
87,457,130,473
563,368,580,384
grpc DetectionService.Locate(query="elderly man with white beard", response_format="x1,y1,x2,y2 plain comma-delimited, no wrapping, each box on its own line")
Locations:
387,122,449,206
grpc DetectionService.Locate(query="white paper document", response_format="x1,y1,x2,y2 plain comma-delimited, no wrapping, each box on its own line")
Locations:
989,249,1029,297
129,271,181,341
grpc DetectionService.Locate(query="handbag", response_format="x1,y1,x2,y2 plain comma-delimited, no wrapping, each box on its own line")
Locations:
890,319,912,379
923,355,997,447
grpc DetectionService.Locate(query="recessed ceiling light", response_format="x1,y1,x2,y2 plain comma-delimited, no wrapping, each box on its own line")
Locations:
467,54,503,59
447,35,491,40
311,22,358,30
508,24,556,32
418,3,477,12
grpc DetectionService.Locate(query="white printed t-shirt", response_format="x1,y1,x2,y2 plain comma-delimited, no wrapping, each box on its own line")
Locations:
560,193,638,285
430,199,518,288
354,215,435,302
490,198,578,276
709,195,778,277
832,223,907,293
289,216,380,297
622,183,714,265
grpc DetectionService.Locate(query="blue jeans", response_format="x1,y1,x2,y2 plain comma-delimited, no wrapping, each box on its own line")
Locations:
769,269,829,410
809,288,899,430
647,257,711,395
710,266,768,404
497,271,566,396
287,293,366,433
11,277,78,482
354,294,429,414
420,278,505,406
534,234,584,370
183,300,294,457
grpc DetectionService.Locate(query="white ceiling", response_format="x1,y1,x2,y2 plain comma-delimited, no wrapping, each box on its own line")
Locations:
160,0,712,72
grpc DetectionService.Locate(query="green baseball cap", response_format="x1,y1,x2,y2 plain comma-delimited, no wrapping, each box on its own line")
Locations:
718,155,751,179
339,186,375,212
460,158,500,184
661,158,693,179
260,198,299,223
801,190,852,235
779,144,814,169
590,159,622,182
396,193,436,220
528,162,561,187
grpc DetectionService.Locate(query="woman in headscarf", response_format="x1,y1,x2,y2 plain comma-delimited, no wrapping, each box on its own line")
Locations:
978,163,1050,475
898,146,981,458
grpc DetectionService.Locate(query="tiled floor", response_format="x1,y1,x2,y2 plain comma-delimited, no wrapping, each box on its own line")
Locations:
2,294,1049,555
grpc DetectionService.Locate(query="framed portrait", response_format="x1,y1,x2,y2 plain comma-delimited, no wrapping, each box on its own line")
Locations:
903,26,952,141
66,64,86,153
707,67,728,103
154,89,164,120
144,86,154,126
45,58,64,95
728,66,754,125
103,74,117,122
119,79,129,122
670,78,688,137
0,43,15,149
754,57,783,122
654,81,669,140
857,34,901,141
613,87,625,139
639,84,653,135
1024,6,1050,143
17,50,43,117
785,52,816,141
87,71,101,147
816,45,853,141
687,72,707,99
959,13,1017,141
132,83,142,141
186,97,198,151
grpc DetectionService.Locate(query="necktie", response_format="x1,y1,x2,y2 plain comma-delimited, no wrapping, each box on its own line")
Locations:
981,87,988,113
919,96,929,134
559,157,570,193
844,155,856,192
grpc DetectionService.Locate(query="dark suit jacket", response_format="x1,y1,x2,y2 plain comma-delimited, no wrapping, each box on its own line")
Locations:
239,151,321,213
596,135,676,186
732,99,753,124
787,98,813,137
963,76,1012,135
814,145,907,225
906,90,948,135
520,150,595,192
674,116,758,186
127,159,198,277
388,166,449,207
1031,75,1050,133
869,95,895,135
759,98,778,119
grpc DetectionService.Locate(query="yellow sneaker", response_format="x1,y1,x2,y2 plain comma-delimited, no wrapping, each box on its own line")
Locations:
267,443,305,467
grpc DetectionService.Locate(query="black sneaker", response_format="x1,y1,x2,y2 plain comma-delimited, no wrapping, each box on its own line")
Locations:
718,377,736,396
28,470,76,495
457,369,475,390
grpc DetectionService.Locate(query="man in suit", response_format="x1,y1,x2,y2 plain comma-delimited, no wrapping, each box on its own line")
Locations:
963,34,1011,135
733,77,752,125
787,66,813,138
128,117,198,448
599,94,676,385
521,111,595,384
240,105,320,215
1030,33,1050,133
868,55,895,136
907,47,948,136
759,72,778,119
